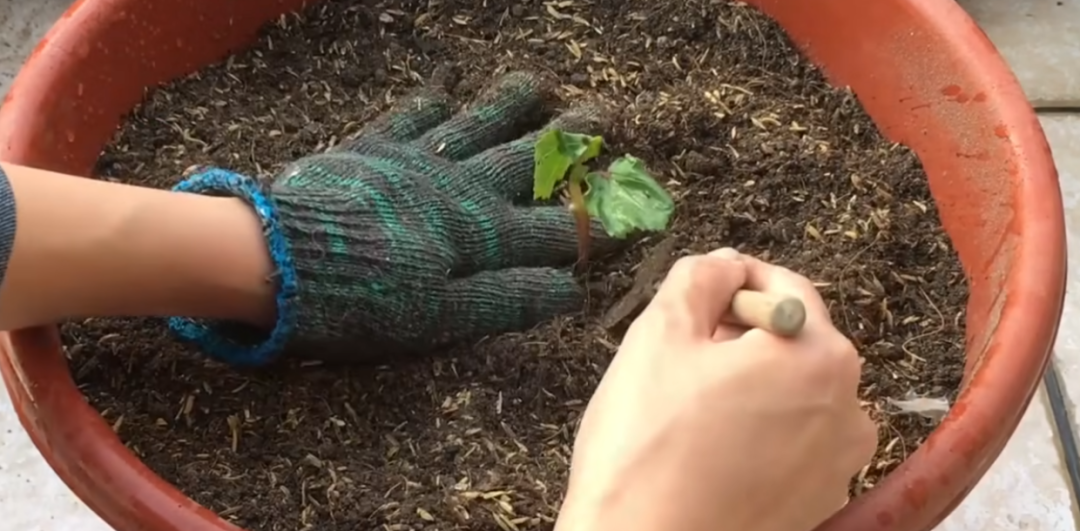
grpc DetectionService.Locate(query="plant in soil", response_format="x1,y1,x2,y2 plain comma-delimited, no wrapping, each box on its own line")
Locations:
70,1,969,530
532,129,675,264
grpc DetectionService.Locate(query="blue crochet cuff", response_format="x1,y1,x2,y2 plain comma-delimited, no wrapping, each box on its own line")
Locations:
168,168,298,366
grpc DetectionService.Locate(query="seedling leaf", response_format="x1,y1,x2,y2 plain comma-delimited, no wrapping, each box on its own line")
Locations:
579,134,604,163
584,155,674,238
533,130,603,199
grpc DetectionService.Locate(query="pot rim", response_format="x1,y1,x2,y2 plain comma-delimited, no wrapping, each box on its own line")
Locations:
0,0,1066,530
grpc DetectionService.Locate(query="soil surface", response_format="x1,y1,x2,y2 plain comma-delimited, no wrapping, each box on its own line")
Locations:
72,0,967,529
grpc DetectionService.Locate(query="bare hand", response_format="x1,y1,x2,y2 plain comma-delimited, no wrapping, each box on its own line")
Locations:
556,248,877,531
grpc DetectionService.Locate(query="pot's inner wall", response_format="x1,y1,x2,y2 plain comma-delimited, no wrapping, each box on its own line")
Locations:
745,0,1021,379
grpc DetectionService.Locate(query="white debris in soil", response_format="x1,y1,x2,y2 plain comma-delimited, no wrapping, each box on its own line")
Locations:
886,392,951,423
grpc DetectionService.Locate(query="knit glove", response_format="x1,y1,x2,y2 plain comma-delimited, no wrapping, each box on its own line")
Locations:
168,71,620,366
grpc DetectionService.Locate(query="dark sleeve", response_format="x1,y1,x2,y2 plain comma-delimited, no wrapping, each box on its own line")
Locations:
0,165,16,288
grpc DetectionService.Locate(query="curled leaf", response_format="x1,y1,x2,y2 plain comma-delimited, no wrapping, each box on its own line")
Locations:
584,155,674,238
532,130,604,200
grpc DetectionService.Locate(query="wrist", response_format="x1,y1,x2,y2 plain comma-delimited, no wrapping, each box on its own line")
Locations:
166,168,299,366
158,194,278,326
555,484,660,531
109,186,277,326
553,465,792,531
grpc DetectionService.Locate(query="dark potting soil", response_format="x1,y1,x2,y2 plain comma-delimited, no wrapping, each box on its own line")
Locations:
69,1,967,530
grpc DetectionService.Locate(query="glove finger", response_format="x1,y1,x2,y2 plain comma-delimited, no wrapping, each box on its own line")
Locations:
460,103,609,201
435,267,584,341
414,71,545,161
339,89,453,147
456,205,625,274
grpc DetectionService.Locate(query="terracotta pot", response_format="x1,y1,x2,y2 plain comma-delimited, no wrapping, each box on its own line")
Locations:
0,0,1066,529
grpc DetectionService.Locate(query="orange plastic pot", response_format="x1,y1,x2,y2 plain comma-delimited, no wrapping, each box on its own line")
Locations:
0,0,1066,529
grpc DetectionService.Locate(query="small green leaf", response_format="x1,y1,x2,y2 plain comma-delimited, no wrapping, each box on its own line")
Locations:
533,130,604,200
579,134,603,164
584,155,674,238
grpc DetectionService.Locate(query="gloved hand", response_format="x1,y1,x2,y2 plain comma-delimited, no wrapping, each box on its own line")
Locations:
169,71,621,366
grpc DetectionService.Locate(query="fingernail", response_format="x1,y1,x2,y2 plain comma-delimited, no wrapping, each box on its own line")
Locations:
710,247,740,260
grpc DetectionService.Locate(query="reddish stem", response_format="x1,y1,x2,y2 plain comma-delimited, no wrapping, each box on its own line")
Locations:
568,177,591,269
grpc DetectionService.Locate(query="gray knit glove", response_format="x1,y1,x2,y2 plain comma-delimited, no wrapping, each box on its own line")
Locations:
168,71,620,366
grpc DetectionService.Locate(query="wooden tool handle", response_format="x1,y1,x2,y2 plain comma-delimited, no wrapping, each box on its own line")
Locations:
729,290,806,337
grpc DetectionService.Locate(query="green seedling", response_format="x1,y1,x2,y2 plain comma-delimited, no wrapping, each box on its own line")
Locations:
533,129,675,265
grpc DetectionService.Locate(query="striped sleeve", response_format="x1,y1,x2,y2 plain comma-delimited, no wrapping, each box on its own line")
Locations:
0,165,16,288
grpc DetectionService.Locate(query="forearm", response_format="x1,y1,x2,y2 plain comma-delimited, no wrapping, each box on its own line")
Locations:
0,162,275,331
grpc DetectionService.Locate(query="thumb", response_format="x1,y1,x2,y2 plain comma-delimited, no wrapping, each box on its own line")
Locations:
640,248,748,340
436,267,585,341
